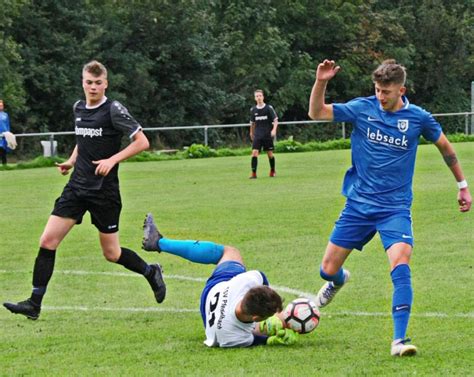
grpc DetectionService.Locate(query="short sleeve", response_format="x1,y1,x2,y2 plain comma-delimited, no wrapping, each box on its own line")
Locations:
110,101,142,139
268,105,278,121
333,97,366,123
250,107,255,123
420,111,442,143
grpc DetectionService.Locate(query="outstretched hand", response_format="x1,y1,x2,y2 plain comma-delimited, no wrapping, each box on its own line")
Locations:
458,188,472,212
316,59,341,82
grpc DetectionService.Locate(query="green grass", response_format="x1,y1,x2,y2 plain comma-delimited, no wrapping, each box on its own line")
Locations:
1,144,473,376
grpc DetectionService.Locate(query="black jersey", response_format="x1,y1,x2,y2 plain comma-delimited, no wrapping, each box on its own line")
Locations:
69,98,142,190
250,104,278,138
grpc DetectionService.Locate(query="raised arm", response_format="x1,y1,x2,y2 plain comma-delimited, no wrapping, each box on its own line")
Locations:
308,59,341,120
434,133,472,212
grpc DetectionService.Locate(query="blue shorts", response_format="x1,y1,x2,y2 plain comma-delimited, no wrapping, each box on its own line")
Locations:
199,261,246,326
330,199,414,251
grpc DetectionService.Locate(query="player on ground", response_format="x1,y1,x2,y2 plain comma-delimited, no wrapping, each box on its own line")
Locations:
249,89,278,178
308,59,472,356
142,213,298,347
3,61,166,320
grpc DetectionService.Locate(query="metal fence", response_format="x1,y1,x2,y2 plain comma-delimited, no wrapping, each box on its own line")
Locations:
2,111,473,158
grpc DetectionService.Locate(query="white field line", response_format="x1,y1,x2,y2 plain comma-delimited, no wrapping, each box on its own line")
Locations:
1,269,473,319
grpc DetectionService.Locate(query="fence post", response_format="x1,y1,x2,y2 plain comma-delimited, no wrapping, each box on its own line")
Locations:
204,126,208,146
342,122,346,139
49,134,55,156
471,81,474,134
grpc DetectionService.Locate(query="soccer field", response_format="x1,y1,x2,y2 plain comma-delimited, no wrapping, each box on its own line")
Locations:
1,144,473,376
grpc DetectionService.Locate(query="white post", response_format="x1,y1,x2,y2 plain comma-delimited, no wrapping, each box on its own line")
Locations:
471,81,474,134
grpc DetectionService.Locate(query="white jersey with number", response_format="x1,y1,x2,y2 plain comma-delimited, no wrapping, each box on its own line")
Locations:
203,270,264,348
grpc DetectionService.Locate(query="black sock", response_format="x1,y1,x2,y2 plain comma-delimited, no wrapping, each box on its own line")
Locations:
116,247,151,276
269,156,275,171
30,247,56,307
251,156,258,173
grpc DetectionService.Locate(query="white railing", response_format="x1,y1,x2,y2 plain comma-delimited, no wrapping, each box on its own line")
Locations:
2,112,473,157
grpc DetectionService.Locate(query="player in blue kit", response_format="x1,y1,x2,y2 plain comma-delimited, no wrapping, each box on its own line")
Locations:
308,59,472,356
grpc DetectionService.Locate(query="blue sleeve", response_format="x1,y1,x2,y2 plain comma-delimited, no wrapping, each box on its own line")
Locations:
420,111,442,143
251,334,269,346
333,97,365,123
259,271,269,286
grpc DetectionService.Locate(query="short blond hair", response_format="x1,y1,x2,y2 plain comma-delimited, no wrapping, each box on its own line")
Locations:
82,60,107,78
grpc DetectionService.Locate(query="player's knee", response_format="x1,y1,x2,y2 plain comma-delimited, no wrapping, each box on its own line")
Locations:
222,246,243,263
39,234,60,250
320,262,339,277
102,248,120,262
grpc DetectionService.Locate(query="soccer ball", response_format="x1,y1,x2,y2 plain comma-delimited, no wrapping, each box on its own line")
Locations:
283,298,320,334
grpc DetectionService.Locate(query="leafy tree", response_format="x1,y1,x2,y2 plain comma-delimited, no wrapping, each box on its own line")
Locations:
0,0,27,131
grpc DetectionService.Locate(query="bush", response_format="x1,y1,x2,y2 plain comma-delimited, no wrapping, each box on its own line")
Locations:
274,137,307,153
184,144,217,159
16,156,65,169
216,147,251,157
447,133,474,143
127,150,183,162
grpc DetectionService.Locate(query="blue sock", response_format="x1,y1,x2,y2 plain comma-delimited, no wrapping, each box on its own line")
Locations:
391,264,413,340
320,266,345,286
158,238,224,265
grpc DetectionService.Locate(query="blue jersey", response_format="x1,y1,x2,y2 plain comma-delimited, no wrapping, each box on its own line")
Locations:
0,111,10,150
333,96,442,209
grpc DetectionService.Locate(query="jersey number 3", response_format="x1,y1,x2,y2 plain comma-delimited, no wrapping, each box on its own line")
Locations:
208,292,220,327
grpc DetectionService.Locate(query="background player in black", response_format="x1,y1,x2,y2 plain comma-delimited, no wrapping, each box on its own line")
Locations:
249,89,278,178
4,61,166,320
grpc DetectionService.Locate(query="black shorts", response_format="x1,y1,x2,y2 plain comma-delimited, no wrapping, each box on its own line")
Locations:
51,183,122,233
252,136,274,152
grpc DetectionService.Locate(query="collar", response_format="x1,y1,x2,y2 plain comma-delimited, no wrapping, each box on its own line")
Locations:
86,96,107,109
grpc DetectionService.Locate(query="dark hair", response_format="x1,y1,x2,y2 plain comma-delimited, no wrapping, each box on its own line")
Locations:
82,60,107,78
241,286,283,318
372,59,406,85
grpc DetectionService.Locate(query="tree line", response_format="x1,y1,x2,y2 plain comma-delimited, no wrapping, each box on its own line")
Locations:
1,0,472,152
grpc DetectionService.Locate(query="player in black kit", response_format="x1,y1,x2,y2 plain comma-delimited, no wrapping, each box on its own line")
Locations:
249,90,278,178
3,61,166,320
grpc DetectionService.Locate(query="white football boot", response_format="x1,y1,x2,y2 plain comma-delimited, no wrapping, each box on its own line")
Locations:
315,270,350,308
391,338,417,356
